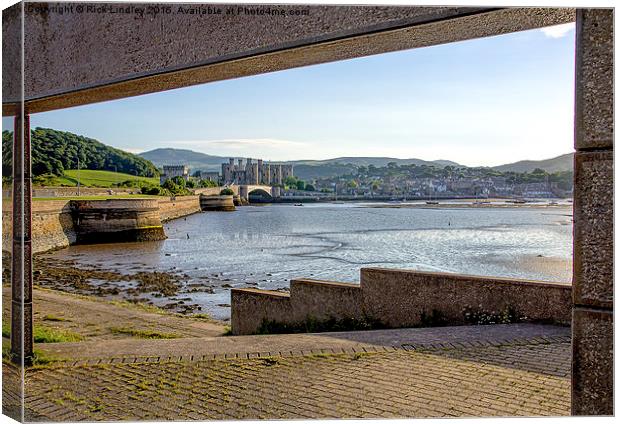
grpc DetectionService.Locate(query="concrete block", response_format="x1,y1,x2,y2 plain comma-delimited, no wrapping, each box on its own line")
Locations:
361,268,571,328
573,151,613,308
575,9,614,150
231,288,292,335
290,279,363,321
572,307,613,415
2,7,574,114
1,3,22,107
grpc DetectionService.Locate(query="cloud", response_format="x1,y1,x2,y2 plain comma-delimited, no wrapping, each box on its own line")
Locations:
172,138,308,150
118,147,144,154
540,23,575,39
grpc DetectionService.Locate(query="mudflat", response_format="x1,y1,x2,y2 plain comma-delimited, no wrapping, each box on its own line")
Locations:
1,286,227,343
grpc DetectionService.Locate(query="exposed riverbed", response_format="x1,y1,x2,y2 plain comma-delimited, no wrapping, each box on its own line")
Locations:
37,202,573,321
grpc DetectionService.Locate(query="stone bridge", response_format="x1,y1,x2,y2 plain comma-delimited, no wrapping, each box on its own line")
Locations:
235,185,280,201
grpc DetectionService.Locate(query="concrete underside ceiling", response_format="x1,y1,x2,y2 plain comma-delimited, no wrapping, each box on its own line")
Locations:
2,5,574,115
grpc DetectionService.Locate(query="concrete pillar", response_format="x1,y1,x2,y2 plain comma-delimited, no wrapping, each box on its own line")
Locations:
571,9,613,416
239,186,249,201
11,112,34,365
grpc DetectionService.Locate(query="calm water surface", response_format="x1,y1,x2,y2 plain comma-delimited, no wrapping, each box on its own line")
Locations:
47,203,573,320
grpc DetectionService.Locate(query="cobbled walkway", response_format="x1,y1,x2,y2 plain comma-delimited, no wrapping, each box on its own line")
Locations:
3,324,571,421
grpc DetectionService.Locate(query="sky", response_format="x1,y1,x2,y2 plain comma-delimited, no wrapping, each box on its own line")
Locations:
3,22,576,167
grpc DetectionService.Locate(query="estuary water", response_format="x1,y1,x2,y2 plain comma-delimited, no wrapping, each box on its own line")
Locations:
46,202,573,320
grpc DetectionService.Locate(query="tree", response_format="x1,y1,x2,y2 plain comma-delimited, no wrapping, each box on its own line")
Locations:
162,178,178,191
220,188,234,195
172,176,187,188
305,184,316,192
199,179,217,188
296,180,306,190
347,180,358,189
2,128,160,178
284,176,297,187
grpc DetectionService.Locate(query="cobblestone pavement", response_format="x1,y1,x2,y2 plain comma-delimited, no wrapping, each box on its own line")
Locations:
6,335,571,421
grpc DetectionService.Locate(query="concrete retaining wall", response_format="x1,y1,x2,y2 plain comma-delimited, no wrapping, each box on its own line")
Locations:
199,195,235,211
3,195,203,253
157,196,201,222
231,268,572,335
3,187,139,199
2,200,77,253
72,199,165,244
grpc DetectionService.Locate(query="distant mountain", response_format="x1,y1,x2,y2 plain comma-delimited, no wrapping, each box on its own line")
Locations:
139,148,228,172
491,153,573,174
138,147,574,180
286,157,462,168
139,149,463,178
275,157,463,180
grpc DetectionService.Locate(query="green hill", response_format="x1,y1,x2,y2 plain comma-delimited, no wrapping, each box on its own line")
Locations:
491,153,573,173
34,170,159,188
2,128,159,178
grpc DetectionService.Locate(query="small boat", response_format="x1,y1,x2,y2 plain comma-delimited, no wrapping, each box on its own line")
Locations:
426,201,439,205
294,203,303,206
548,201,559,206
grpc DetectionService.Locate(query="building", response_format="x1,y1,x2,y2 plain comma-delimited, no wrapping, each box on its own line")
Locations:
221,158,293,186
197,171,220,183
160,165,190,185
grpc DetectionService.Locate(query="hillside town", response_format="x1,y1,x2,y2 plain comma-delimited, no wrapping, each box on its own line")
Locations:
307,163,573,198
157,159,572,200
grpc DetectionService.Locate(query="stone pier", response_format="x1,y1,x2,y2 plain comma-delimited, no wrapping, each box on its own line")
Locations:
71,199,166,244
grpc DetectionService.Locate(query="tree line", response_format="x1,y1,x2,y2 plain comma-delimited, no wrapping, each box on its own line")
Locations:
2,127,159,179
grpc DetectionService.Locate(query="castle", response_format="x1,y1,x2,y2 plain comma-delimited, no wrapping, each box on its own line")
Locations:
222,158,293,186
160,165,190,185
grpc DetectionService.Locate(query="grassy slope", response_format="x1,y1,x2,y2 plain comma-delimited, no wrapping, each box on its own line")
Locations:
38,170,159,188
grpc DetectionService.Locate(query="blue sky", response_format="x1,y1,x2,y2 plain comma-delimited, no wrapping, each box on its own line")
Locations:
3,22,576,167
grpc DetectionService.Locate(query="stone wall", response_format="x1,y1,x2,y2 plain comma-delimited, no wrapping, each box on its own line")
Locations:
231,268,572,335
193,187,237,196
571,9,614,416
72,199,165,244
3,200,76,254
157,196,201,222
3,196,203,253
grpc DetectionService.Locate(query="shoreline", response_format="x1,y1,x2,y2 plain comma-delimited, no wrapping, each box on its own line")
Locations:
3,250,573,324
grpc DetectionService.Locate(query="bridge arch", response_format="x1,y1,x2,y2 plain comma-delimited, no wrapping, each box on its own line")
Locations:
248,188,273,202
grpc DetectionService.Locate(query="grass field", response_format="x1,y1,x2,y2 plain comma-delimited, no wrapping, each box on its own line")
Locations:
35,170,159,188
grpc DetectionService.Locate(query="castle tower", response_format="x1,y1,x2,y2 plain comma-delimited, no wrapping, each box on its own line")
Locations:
257,159,263,183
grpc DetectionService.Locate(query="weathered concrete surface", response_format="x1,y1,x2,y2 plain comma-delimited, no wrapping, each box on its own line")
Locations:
3,5,574,114
3,196,202,253
232,288,292,335
71,199,166,244
199,194,236,211
231,269,571,335
2,199,75,253
157,195,201,221
362,268,571,327
575,9,614,150
572,8,614,416
573,151,613,309
572,308,613,415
